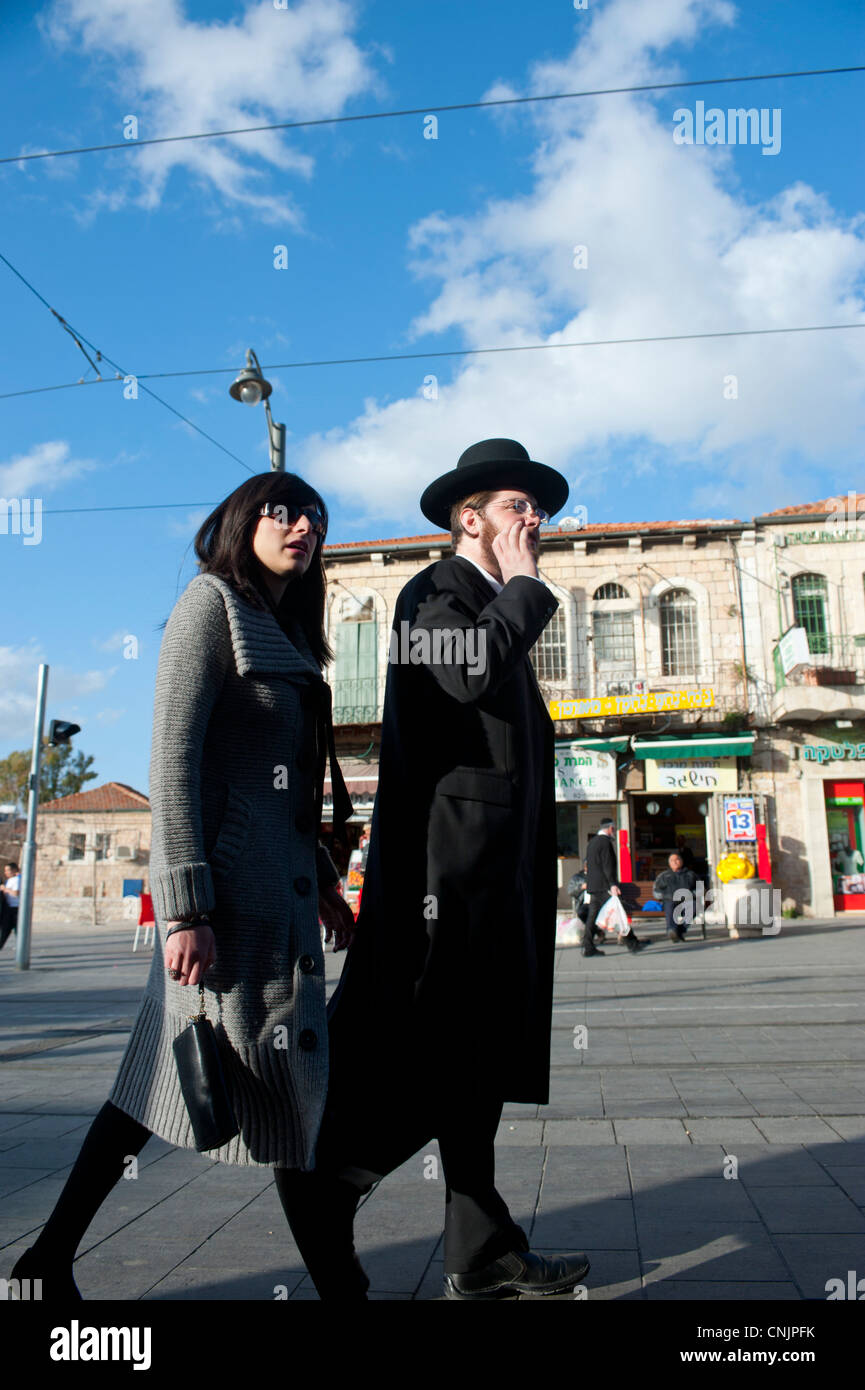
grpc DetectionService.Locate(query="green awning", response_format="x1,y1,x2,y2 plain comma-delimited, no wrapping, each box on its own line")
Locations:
632,735,756,760
556,736,631,754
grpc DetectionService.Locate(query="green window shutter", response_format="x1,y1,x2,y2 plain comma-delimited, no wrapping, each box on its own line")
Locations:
333,619,377,721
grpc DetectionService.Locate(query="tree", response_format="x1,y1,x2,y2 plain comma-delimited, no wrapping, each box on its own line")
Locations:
0,743,97,811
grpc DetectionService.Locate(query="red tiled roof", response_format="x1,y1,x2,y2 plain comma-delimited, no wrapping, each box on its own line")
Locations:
757,494,865,519
41,782,150,813
323,517,742,551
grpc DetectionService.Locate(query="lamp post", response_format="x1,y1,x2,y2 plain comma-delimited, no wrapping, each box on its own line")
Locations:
229,348,285,472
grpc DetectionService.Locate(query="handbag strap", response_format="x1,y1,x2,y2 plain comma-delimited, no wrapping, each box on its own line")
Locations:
187,985,207,1023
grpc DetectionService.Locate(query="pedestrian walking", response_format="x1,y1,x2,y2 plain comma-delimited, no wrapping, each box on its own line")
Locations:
278,437,590,1301
0,861,20,951
582,820,650,956
9,472,355,1301
653,852,698,941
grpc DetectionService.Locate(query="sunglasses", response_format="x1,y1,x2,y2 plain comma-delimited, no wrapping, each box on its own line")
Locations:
260,501,326,535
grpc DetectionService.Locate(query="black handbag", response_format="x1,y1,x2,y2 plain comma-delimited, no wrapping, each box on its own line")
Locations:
172,986,240,1152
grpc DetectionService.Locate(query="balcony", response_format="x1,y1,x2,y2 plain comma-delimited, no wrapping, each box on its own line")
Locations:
772,634,865,722
331,677,381,726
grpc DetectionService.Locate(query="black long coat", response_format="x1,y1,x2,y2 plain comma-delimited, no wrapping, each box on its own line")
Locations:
329,554,560,1105
585,832,620,897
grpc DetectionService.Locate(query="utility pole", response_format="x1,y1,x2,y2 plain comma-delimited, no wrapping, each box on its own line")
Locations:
16,665,48,971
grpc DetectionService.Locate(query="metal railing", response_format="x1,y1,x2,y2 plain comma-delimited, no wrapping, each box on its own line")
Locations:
774,634,865,688
331,677,382,725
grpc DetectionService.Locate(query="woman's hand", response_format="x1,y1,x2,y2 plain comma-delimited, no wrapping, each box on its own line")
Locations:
319,886,356,953
164,923,216,985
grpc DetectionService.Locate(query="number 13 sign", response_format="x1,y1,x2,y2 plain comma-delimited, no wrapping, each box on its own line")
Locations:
724,796,756,842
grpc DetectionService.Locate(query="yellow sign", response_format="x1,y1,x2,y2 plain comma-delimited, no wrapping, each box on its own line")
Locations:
549,689,715,720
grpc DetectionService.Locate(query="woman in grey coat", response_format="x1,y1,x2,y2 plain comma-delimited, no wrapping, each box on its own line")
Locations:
11,472,355,1300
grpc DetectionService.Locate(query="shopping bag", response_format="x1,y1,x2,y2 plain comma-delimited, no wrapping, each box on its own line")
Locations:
556,915,582,946
595,895,633,938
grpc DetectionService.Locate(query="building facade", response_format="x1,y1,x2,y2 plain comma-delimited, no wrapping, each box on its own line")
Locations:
322,494,865,920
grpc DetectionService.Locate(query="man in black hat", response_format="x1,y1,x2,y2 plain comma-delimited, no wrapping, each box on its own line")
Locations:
277,439,590,1300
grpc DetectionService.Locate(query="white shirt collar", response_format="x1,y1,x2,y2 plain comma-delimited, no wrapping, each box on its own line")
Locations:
456,553,504,595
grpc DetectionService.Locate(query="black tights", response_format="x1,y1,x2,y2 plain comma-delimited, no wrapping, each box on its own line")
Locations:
31,1101,152,1264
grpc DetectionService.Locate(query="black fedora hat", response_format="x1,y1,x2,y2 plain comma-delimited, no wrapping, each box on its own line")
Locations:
420,438,569,531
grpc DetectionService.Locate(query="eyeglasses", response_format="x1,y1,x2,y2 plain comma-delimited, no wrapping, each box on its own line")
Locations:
486,498,550,524
260,502,326,535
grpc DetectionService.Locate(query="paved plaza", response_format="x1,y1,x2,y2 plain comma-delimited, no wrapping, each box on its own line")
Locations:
1,915,864,1301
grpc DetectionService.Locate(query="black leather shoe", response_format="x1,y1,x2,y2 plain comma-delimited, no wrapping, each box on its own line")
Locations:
581,947,605,956
444,1249,590,1300
626,938,650,953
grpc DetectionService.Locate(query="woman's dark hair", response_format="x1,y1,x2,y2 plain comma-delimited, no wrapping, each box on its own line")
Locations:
193,472,332,667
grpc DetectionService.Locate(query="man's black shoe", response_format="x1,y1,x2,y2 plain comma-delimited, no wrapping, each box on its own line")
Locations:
444,1249,590,1300
581,947,604,956
626,938,651,953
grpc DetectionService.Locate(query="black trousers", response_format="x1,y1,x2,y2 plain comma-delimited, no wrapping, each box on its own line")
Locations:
0,901,17,950
279,1047,527,1289
581,893,605,951
664,899,688,937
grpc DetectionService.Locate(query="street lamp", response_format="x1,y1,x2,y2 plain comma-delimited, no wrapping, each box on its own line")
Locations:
229,348,286,472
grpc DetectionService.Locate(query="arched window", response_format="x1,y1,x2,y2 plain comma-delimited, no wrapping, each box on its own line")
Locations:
660,589,698,676
532,606,568,682
592,582,634,664
792,572,829,654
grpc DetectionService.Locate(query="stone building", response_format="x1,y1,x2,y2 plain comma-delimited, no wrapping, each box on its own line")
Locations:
321,494,865,920
36,782,151,923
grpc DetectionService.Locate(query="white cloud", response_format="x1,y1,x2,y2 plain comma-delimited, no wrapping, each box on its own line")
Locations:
0,643,113,743
0,440,97,496
166,507,211,537
37,0,379,223
295,0,865,524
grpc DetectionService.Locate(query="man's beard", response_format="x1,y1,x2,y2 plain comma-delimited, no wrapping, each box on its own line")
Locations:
479,518,504,582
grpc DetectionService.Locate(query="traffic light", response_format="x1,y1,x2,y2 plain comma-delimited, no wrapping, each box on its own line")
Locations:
48,719,80,746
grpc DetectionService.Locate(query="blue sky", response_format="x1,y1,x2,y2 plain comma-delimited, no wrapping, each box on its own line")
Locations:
0,0,863,794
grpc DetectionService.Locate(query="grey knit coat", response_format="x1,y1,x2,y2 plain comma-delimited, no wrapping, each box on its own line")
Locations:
109,573,339,1169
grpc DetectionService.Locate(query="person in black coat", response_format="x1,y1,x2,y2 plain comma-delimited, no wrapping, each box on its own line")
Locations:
582,821,650,956
279,438,590,1301
653,852,698,941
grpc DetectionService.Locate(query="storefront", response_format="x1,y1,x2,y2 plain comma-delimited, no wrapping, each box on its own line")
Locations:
824,778,865,909
554,737,627,906
627,734,757,905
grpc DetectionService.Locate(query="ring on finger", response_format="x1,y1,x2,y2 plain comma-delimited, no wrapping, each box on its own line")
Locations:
167,968,181,980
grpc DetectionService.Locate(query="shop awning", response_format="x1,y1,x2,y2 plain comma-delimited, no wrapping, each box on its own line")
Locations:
632,735,756,760
556,736,631,754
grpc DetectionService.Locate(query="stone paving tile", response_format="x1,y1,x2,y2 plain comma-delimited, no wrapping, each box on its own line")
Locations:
730,1145,837,1187
541,1146,631,1200
532,1196,638,1250
613,1120,689,1145
639,1224,792,1284
633,1179,760,1222
683,1121,766,1144
645,1280,800,1300
626,1144,728,1180
148,1266,306,1301
754,1116,844,1143
542,1120,615,1145
745,1186,865,1234
494,1120,544,1145
822,1117,865,1140
772,1235,865,1300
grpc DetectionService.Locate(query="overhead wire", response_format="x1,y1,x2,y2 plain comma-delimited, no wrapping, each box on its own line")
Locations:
1,322,863,402
1,65,862,165
0,250,256,474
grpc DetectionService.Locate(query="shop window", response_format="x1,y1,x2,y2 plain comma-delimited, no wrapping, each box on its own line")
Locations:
68,833,86,861
531,606,567,681
660,589,698,676
792,572,829,654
